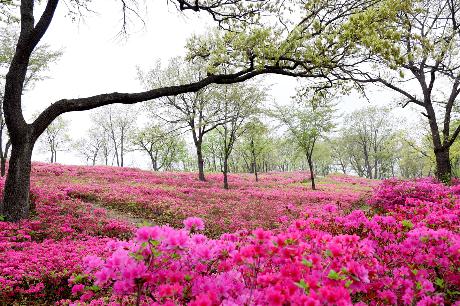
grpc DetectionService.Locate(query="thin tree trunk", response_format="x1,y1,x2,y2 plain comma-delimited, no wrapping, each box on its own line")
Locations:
196,144,206,181
223,155,229,189
1,140,34,222
307,154,316,190
120,129,124,167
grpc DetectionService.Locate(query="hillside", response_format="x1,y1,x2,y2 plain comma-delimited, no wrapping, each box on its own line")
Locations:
0,163,459,305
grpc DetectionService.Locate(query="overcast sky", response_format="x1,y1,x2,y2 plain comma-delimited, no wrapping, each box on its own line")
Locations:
22,1,422,168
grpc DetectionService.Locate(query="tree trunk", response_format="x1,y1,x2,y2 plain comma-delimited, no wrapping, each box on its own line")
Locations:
0,158,6,177
196,144,206,181
307,155,316,190
1,140,34,222
120,129,124,167
434,148,452,183
223,156,229,189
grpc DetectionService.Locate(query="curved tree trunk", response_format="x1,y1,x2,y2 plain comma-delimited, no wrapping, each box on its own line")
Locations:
1,139,34,222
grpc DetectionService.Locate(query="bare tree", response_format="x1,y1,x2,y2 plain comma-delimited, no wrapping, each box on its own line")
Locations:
340,106,398,179
91,105,138,167
74,127,110,166
38,115,70,163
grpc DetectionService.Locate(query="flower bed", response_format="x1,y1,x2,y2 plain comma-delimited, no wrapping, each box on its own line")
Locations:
0,164,458,305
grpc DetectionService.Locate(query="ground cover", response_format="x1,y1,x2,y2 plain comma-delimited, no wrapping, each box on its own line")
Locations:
0,163,458,305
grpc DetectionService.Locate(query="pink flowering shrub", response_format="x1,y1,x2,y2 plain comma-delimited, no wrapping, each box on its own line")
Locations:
75,202,460,305
1,163,459,305
367,178,451,211
74,176,460,305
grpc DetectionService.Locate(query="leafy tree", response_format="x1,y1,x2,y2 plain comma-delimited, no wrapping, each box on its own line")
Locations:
240,119,270,181
398,136,433,178
329,136,350,174
0,0,409,221
312,141,333,176
323,0,460,182
272,91,335,189
140,59,261,182
215,83,263,189
132,123,186,171
202,130,222,172
339,106,399,179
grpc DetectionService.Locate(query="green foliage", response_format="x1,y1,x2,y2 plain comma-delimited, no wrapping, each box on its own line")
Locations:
132,123,187,171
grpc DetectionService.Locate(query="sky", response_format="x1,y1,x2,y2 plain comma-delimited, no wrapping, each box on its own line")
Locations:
21,0,423,169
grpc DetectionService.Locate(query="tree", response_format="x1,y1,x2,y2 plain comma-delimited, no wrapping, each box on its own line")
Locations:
74,126,110,166
240,119,270,182
132,123,186,171
215,83,263,189
329,136,349,174
38,115,70,163
140,59,256,181
340,106,399,179
0,26,61,176
325,0,460,182
272,90,334,190
202,130,222,172
312,141,333,176
0,0,408,221
398,137,433,178
91,105,138,167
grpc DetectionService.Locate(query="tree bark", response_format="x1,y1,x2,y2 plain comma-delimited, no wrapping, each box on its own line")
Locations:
196,144,206,181
434,148,452,183
1,139,34,222
223,156,229,189
0,157,6,177
307,155,316,190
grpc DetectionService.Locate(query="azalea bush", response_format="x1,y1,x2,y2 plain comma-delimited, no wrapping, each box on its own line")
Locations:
0,163,459,305
71,181,459,305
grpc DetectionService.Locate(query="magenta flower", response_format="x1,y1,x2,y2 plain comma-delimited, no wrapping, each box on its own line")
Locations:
183,217,205,232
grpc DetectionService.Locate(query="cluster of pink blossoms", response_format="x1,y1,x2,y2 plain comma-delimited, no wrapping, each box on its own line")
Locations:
0,163,458,305
67,177,459,305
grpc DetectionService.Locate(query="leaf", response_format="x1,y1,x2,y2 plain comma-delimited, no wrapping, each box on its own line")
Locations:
301,259,313,268
328,269,340,280
435,278,444,288
401,219,414,229
294,279,310,294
